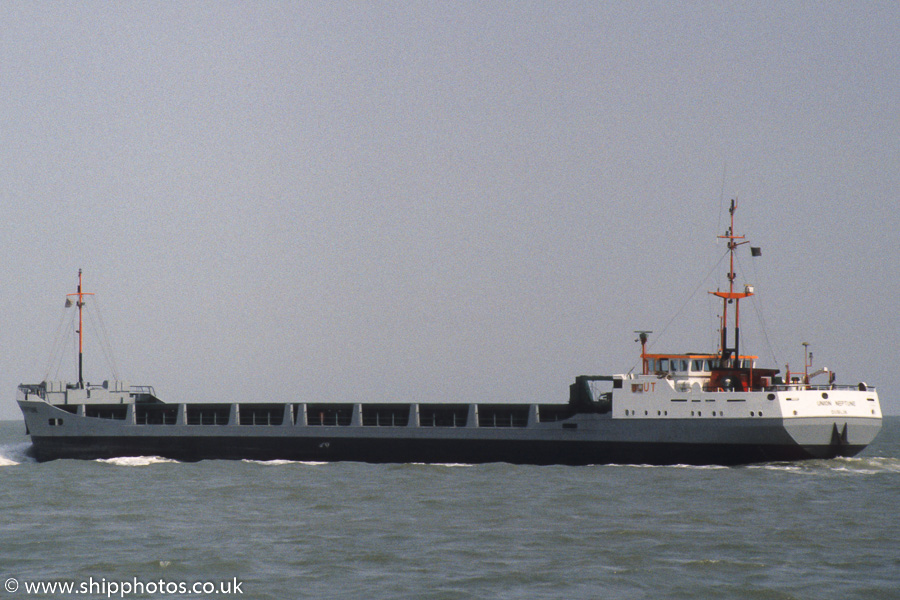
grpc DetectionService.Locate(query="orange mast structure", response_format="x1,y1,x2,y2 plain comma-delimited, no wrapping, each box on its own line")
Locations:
66,269,94,388
711,199,754,364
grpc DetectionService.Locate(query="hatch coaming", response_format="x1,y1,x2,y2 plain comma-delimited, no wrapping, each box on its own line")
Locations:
18,398,596,435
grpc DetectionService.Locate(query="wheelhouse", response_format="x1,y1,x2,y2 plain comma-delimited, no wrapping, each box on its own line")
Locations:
642,353,757,376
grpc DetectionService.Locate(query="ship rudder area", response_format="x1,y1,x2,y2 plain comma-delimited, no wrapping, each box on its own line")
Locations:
783,416,881,459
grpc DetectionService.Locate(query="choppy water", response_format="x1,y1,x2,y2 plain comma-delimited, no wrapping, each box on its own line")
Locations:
1,418,898,599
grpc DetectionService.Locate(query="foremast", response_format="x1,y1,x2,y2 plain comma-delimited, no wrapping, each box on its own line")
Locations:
65,269,93,389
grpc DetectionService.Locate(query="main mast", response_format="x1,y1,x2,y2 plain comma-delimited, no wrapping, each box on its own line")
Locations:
711,200,754,364
67,269,94,388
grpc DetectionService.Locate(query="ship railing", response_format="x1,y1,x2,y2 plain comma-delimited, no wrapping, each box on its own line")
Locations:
703,383,875,393
18,384,46,400
768,383,875,392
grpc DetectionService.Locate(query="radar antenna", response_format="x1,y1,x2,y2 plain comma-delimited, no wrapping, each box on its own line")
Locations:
634,331,652,374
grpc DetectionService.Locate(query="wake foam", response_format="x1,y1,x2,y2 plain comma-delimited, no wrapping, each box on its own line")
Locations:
604,463,730,470
831,455,900,474
241,459,328,466
0,442,35,466
410,462,475,468
96,456,179,467
749,455,900,475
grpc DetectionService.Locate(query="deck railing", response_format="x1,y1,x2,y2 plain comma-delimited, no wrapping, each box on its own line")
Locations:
703,383,875,393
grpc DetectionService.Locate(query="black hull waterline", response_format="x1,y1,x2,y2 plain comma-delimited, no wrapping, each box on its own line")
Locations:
27,434,869,466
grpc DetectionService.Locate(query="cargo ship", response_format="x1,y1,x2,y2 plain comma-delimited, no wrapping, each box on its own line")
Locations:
16,202,883,464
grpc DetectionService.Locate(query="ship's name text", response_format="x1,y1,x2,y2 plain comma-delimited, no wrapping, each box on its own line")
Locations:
816,400,856,407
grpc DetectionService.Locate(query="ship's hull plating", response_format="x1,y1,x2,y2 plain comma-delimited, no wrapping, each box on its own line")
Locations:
20,400,880,465
26,434,869,465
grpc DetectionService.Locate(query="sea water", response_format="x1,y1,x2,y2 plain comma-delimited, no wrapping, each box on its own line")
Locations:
0,418,897,600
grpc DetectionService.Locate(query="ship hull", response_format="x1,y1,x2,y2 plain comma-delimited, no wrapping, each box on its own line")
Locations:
20,399,880,465
26,434,869,465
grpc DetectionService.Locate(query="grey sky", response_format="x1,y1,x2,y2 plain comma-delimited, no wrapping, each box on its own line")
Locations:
1,1,898,420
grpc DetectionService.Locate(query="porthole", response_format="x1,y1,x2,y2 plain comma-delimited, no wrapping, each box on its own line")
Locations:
793,411,798,415
822,393,829,399
750,411,755,416
767,393,775,400
644,410,648,416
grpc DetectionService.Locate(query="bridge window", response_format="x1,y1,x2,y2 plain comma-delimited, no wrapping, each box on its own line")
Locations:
658,358,669,371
